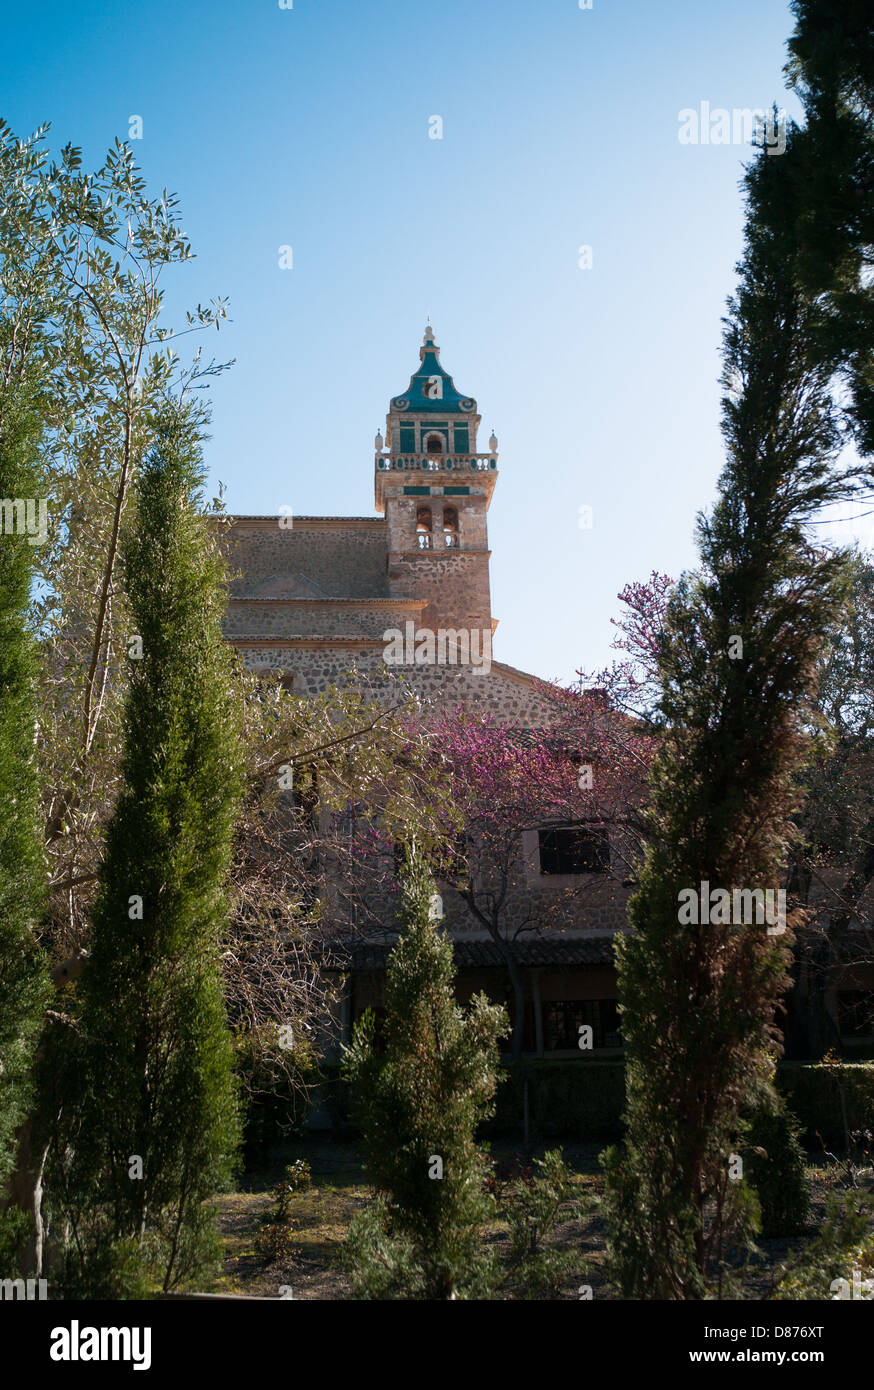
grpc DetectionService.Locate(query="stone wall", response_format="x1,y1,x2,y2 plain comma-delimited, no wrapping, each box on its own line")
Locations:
387,549,492,632
234,643,553,722
224,599,424,640
223,518,389,599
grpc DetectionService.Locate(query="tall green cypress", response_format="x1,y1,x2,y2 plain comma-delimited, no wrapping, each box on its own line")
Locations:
343,846,507,1299
603,10,872,1297
0,382,51,1207
65,407,244,1293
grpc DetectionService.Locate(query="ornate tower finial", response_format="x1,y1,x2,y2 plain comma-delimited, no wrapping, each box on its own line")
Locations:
376,328,495,510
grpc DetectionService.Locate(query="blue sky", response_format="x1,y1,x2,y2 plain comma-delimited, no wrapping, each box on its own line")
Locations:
8,0,860,684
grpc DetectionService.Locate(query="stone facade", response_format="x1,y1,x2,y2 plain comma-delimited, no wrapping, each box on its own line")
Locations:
220,327,625,1058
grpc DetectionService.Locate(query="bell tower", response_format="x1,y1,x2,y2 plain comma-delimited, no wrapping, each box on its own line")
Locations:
374,325,498,635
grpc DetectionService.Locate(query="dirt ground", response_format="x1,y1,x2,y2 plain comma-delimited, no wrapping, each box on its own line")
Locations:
209,1139,848,1301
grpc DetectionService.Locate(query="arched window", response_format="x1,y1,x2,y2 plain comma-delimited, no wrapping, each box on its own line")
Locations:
443,506,459,549
416,505,433,550
425,432,443,455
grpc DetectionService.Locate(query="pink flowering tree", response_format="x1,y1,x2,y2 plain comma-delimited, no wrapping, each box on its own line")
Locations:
427,690,657,1058
326,575,673,1060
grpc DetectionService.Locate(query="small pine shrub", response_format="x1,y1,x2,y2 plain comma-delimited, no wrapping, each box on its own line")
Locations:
500,1148,585,1298
342,846,507,1299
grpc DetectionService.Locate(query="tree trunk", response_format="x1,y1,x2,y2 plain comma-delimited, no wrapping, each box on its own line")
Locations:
505,951,526,1062
2,1120,48,1277
3,957,87,1274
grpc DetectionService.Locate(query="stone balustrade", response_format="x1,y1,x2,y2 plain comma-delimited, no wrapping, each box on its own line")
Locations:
375,453,497,472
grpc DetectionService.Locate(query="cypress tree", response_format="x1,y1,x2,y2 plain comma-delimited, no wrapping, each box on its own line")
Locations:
603,12,872,1296
343,846,507,1299
64,407,244,1292
0,381,51,1209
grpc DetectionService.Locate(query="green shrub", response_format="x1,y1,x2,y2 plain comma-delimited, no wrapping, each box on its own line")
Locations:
57,1232,160,1300
0,1209,33,1281
774,1194,874,1299
743,1092,810,1237
285,1159,312,1193
253,1164,306,1268
237,1040,313,1165
254,1221,299,1267
498,1148,587,1298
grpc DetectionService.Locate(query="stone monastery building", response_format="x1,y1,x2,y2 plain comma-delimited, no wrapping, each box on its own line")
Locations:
221,326,627,1058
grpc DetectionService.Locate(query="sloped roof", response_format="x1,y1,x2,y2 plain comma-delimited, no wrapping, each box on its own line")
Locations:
390,325,477,416
329,935,618,972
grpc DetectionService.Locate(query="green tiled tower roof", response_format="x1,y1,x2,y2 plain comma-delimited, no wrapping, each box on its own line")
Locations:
390,323,477,415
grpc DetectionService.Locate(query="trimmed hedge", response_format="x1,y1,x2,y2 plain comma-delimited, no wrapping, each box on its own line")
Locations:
775,1062,874,1148
306,1059,628,1141
483,1060,873,1145
483,1060,626,1139
311,1064,354,1137
243,1059,874,1151
485,1060,873,1144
